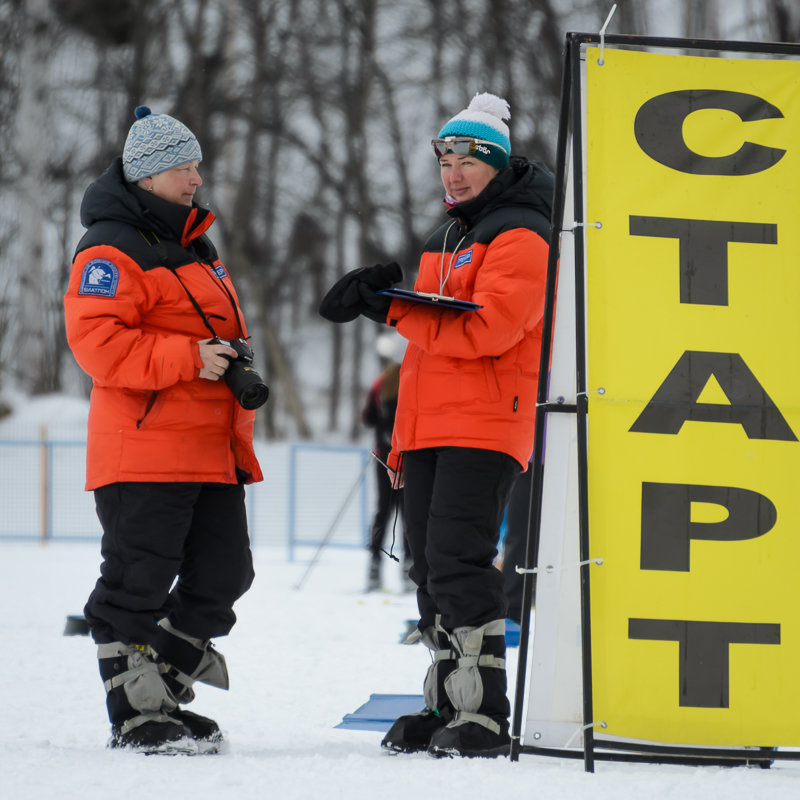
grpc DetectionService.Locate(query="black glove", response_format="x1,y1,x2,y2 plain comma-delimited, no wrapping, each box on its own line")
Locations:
357,282,393,323
318,266,370,322
318,262,403,323
361,261,403,290
356,261,402,323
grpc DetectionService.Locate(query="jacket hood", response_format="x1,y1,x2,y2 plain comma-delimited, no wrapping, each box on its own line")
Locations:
80,157,213,246
80,157,144,230
446,156,554,229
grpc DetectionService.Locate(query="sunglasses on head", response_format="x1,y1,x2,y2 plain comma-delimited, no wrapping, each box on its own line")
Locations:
431,136,508,158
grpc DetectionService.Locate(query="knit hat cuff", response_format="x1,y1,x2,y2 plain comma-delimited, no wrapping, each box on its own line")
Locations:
437,118,510,156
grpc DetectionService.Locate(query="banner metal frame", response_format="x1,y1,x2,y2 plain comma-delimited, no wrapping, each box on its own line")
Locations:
511,30,800,773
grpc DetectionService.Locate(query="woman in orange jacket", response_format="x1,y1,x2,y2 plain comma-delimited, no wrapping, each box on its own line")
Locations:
64,107,265,754
320,92,552,758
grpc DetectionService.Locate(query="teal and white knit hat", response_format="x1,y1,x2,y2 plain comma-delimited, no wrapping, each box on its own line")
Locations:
437,92,511,171
122,106,202,182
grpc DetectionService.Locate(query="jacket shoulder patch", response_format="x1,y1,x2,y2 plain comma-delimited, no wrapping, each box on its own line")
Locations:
454,250,473,269
79,258,119,297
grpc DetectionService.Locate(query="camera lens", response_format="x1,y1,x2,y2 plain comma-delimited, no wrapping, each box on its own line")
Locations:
239,380,269,410
225,363,269,409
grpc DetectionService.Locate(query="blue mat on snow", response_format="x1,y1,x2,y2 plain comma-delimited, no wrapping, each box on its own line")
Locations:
335,693,425,732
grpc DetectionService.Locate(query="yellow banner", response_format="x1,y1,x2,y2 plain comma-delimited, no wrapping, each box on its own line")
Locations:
585,45,800,746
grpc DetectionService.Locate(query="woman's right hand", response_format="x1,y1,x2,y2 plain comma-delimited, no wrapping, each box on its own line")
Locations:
197,338,238,381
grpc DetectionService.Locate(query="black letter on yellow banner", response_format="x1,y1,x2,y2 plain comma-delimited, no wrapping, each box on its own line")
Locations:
630,350,797,441
628,619,780,707
634,89,786,175
640,482,777,571
629,217,778,305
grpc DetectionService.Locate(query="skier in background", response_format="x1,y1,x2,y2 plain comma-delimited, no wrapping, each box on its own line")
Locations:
362,335,410,592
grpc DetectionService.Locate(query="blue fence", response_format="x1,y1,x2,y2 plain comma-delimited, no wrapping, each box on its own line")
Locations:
0,429,372,558
287,443,372,561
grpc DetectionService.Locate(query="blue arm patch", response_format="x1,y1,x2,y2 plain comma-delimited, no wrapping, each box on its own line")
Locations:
454,249,473,269
78,259,119,297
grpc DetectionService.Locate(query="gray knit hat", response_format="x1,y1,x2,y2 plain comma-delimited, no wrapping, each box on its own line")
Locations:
122,106,202,182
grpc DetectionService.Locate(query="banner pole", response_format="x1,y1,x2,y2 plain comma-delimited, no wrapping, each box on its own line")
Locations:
567,32,597,774
509,32,576,763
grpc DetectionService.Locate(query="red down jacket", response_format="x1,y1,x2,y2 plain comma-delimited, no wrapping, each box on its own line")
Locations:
64,158,263,490
386,158,552,472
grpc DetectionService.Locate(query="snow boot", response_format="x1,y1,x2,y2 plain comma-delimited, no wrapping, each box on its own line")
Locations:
381,620,455,753
151,619,228,749
427,619,511,758
169,709,221,750
98,642,192,754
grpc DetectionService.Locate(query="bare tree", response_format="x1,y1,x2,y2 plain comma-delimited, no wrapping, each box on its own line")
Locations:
765,0,800,41
0,0,795,441
11,0,55,393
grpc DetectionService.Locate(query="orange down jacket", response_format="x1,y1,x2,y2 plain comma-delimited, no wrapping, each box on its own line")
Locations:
64,158,263,490
386,159,552,472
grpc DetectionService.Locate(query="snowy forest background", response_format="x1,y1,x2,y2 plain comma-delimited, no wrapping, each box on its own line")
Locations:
2,0,800,443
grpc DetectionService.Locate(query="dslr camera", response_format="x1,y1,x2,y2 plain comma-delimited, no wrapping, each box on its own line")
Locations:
213,337,269,410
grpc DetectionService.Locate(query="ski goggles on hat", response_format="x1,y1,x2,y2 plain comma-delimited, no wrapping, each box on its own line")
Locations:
431,136,508,158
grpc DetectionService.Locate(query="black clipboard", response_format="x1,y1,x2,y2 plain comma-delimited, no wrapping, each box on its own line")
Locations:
377,287,482,311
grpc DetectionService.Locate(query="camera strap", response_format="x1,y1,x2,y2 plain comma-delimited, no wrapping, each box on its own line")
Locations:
170,266,247,342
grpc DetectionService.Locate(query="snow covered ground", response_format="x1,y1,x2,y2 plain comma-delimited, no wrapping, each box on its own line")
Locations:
1,392,798,798
2,539,799,800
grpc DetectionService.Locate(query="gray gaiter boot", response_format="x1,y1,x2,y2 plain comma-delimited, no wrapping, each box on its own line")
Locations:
428,618,511,758
381,618,456,753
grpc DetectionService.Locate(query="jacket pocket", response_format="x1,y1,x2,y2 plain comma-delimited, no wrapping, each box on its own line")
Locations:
136,391,160,429
482,357,502,402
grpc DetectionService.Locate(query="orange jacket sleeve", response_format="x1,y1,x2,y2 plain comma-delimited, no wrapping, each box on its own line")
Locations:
65,245,202,390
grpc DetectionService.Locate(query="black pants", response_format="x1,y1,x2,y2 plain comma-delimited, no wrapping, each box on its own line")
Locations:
85,481,255,646
403,447,519,631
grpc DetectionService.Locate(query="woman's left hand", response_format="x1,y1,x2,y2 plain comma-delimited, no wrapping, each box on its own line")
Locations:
387,465,404,490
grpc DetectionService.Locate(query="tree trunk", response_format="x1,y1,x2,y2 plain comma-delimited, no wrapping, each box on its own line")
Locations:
14,0,52,394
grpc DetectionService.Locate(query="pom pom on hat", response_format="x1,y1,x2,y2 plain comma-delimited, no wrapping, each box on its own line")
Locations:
465,93,510,122
437,92,512,170
122,106,202,182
